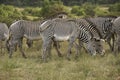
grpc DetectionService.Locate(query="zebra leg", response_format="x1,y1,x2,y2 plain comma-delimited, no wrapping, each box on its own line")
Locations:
42,39,52,62
74,42,80,59
0,41,2,54
18,39,27,58
26,39,33,48
67,37,76,60
53,41,62,57
2,41,6,55
78,40,87,53
114,38,119,56
107,40,113,51
14,43,18,52
9,47,13,58
112,34,115,52
8,43,15,58
47,41,52,59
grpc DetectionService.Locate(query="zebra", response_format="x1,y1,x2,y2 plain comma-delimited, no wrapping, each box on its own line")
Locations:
6,20,62,58
74,18,104,54
0,23,9,54
39,18,105,62
111,17,120,54
85,17,116,51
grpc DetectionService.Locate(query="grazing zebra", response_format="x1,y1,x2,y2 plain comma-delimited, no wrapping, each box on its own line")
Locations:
85,17,116,51
0,23,9,54
111,17,120,54
6,20,43,58
74,18,104,54
77,22,104,56
6,20,62,58
39,18,105,62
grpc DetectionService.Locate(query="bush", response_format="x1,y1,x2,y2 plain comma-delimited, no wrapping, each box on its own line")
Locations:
41,0,69,19
22,7,41,17
107,3,120,17
71,6,84,16
71,2,95,17
94,6,110,16
108,3,120,12
82,2,95,17
0,4,23,26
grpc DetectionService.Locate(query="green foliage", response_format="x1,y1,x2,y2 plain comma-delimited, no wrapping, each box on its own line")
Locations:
0,0,119,7
41,0,69,18
22,7,41,17
71,3,96,17
71,6,84,16
94,6,110,16
108,3,120,12
0,4,23,26
106,3,120,17
82,2,96,17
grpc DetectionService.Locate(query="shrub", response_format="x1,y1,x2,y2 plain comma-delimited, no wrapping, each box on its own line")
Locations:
41,0,69,19
0,4,23,26
94,6,110,16
22,7,41,17
71,2,95,17
71,6,84,16
82,2,96,17
108,3,120,12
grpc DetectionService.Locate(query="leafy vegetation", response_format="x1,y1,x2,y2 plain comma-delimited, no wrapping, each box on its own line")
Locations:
0,0,119,25
41,0,69,19
0,4,22,26
0,0,120,6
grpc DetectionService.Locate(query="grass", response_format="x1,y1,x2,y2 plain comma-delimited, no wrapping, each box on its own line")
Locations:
0,40,120,80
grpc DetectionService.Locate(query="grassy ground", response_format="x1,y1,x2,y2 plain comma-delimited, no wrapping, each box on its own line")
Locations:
0,40,120,80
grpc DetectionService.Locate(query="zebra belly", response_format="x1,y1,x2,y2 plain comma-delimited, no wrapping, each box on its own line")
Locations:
54,34,70,41
24,34,41,40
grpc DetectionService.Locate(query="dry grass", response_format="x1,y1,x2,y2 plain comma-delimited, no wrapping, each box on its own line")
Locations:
0,40,120,80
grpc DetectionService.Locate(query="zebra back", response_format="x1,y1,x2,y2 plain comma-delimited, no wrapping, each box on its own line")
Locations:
9,20,44,40
84,18,102,39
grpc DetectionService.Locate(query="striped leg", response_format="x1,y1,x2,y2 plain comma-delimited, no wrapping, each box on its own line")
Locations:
53,41,62,57
67,36,77,60
42,39,52,62
114,37,119,56
18,39,27,58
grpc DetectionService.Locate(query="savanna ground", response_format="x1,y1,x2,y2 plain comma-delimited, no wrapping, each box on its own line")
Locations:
0,40,120,80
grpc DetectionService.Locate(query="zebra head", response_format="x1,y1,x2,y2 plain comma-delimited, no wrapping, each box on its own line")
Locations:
102,19,113,34
85,38,105,56
94,38,105,56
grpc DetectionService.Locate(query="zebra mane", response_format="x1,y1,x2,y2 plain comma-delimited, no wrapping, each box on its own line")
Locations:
39,20,53,32
84,18,103,39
